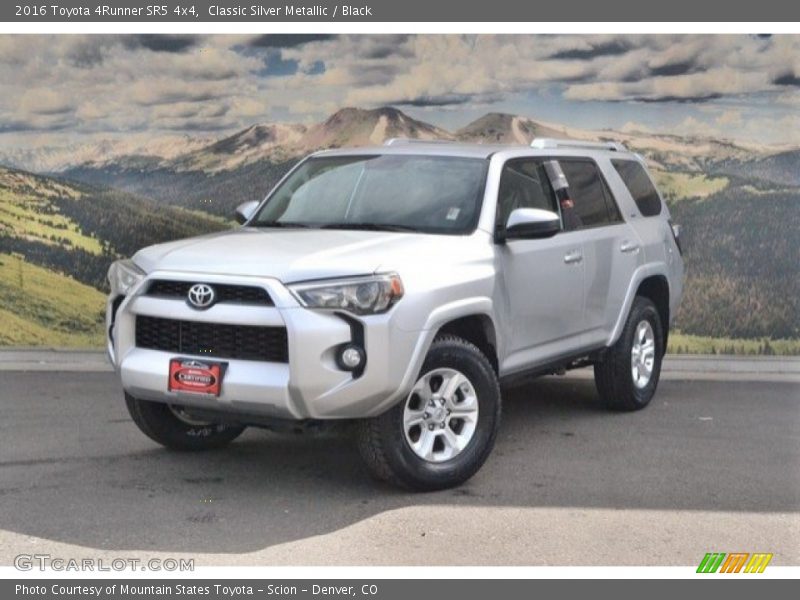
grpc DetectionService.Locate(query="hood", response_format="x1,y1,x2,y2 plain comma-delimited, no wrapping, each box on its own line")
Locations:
132,227,475,283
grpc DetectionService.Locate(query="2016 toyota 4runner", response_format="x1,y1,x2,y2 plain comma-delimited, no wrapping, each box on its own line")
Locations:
106,137,684,490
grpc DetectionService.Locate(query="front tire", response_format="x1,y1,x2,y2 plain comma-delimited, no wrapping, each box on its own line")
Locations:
125,393,246,451
356,335,501,491
594,296,664,411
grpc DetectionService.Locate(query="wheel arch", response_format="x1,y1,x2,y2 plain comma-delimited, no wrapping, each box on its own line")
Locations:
608,265,671,352
635,275,670,352
388,298,499,413
435,313,499,373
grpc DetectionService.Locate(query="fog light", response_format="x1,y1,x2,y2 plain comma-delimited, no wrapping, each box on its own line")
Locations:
338,344,365,371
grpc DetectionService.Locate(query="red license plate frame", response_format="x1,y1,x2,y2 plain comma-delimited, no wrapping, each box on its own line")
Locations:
168,358,226,396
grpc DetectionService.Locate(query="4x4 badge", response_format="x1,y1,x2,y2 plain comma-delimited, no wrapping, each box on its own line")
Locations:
187,283,216,309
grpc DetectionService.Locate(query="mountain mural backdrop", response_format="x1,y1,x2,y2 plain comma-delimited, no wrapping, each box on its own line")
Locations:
1,106,798,352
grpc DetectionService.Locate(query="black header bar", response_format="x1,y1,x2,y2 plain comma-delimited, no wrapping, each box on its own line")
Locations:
2,0,798,23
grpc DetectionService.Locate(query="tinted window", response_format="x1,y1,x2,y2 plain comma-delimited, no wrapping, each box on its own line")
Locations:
496,159,558,229
559,160,619,229
612,159,662,217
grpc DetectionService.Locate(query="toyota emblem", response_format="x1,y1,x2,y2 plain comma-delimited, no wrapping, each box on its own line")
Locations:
187,283,216,309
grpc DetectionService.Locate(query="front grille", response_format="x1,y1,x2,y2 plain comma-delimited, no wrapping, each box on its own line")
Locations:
146,280,273,306
135,316,288,363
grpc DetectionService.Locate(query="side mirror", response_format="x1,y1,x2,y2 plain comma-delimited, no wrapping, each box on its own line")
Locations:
504,208,561,240
235,200,260,225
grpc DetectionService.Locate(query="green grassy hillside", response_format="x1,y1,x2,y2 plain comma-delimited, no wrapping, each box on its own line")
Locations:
0,165,233,347
0,165,230,291
0,169,103,254
667,332,800,356
0,253,105,347
652,170,729,203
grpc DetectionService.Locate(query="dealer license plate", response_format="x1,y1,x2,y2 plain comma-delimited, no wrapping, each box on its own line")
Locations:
168,358,225,396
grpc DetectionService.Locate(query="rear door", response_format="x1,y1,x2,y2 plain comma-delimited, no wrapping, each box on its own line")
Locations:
557,159,643,346
610,157,683,314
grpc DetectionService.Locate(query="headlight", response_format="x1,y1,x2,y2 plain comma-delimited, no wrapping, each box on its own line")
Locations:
107,259,146,296
289,273,404,315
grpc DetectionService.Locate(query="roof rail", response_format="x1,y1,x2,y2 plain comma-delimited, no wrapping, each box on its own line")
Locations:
383,138,457,146
530,138,628,152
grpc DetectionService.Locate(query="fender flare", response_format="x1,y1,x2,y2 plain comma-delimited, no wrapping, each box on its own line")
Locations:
392,297,497,403
607,263,670,347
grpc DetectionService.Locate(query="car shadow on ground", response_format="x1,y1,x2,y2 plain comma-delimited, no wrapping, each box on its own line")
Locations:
0,373,798,555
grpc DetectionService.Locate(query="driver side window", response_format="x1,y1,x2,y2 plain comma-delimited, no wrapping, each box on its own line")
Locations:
496,159,559,232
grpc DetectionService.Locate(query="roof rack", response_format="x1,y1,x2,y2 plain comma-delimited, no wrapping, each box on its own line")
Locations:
530,138,628,152
383,138,457,146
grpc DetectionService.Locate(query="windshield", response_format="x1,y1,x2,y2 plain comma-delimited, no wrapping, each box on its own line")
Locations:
250,154,488,234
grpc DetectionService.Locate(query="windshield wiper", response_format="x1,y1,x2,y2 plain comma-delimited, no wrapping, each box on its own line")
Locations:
250,221,318,229
320,223,419,233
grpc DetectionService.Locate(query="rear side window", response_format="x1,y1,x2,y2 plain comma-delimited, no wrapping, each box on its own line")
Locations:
611,159,662,217
559,160,622,229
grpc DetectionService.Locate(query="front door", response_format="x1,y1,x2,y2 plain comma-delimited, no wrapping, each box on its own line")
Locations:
496,158,586,373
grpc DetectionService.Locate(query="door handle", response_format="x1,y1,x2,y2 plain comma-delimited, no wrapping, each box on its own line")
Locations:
620,240,640,254
564,250,583,264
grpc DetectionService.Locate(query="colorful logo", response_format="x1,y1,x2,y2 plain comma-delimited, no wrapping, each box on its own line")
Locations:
697,552,773,573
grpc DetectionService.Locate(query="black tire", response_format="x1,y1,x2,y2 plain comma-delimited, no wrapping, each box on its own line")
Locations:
356,335,501,491
594,296,664,411
124,393,245,451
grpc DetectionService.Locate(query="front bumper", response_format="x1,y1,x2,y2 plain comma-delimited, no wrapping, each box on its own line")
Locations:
107,271,425,421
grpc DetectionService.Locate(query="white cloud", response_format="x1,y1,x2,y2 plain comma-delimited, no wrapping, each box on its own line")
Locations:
0,34,798,145
227,96,270,119
671,116,721,138
17,88,74,115
716,110,743,126
619,121,654,134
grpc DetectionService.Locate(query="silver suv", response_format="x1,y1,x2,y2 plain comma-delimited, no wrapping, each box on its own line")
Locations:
106,138,684,490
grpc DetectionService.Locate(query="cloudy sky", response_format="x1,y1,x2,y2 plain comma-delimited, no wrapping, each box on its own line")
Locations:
0,34,798,147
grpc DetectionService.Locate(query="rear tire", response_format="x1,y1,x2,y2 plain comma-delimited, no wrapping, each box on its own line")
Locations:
594,296,664,411
125,393,245,451
356,335,501,491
